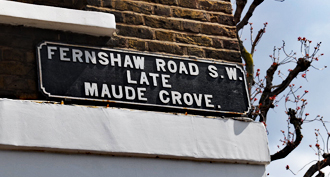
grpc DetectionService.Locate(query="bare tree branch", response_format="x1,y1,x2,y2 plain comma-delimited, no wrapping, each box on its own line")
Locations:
236,0,264,31
251,28,265,56
271,108,303,161
233,0,326,174
273,58,311,96
258,63,278,122
258,58,311,122
315,171,325,177
233,0,247,25
304,154,330,177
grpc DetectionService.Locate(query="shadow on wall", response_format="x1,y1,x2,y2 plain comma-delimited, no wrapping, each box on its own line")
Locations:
233,119,250,135
0,150,267,177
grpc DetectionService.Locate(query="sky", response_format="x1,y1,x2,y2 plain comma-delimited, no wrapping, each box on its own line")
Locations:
232,0,330,176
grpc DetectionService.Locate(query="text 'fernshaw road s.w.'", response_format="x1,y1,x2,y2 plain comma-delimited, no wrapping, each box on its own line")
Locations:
37,41,251,115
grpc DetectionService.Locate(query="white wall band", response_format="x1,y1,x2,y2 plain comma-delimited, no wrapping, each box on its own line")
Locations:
0,99,270,165
0,1,116,36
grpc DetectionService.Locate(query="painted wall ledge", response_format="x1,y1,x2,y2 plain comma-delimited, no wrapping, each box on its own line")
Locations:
0,0,116,36
0,99,270,165
0,151,268,177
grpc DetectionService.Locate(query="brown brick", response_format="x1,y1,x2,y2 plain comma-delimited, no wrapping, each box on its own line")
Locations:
155,31,174,41
148,41,184,55
172,8,210,21
112,1,128,10
0,61,32,76
199,0,232,14
0,19,116,100
182,21,201,33
0,75,4,89
187,47,205,58
3,75,28,91
209,13,235,26
133,0,150,2
175,33,212,47
223,40,239,50
117,25,154,39
102,0,113,7
154,5,171,17
26,52,36,64
0,33,32,50
150,0,178,5
178,0,198,9
57,33,109,47
193,35,212,47
205,49,241,62
114,1,153,15
130,1,153,15
24,26,60,41
0,24,108,50
175,33,195,44
2,48,25,62
26,65,37,80
0,90,15,98
145,16,181,31
216,15,235,26
124,13,144,25
212,38,224,48
107,35,128,48
87,0,102,6
128,39,147,51
27,79,37,92
17,93,39,100
201,24,236,37
210,14,218,23
112,11,124,23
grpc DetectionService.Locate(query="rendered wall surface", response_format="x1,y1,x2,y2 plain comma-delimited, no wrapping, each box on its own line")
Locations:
0,150,267,177
0,98,270,164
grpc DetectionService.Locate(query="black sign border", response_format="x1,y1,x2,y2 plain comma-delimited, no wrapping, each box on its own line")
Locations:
37,41,251,115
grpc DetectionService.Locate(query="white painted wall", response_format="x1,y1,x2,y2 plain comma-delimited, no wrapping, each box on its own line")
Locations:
0,0,116,36
0,99,270,165
0,150,266,177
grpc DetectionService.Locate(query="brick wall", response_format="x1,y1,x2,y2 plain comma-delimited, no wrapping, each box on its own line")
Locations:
1,0,241,100
87,0,241,62
0,24,109,99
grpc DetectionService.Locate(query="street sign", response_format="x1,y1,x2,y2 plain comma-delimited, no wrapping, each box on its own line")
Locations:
37,41,251,115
